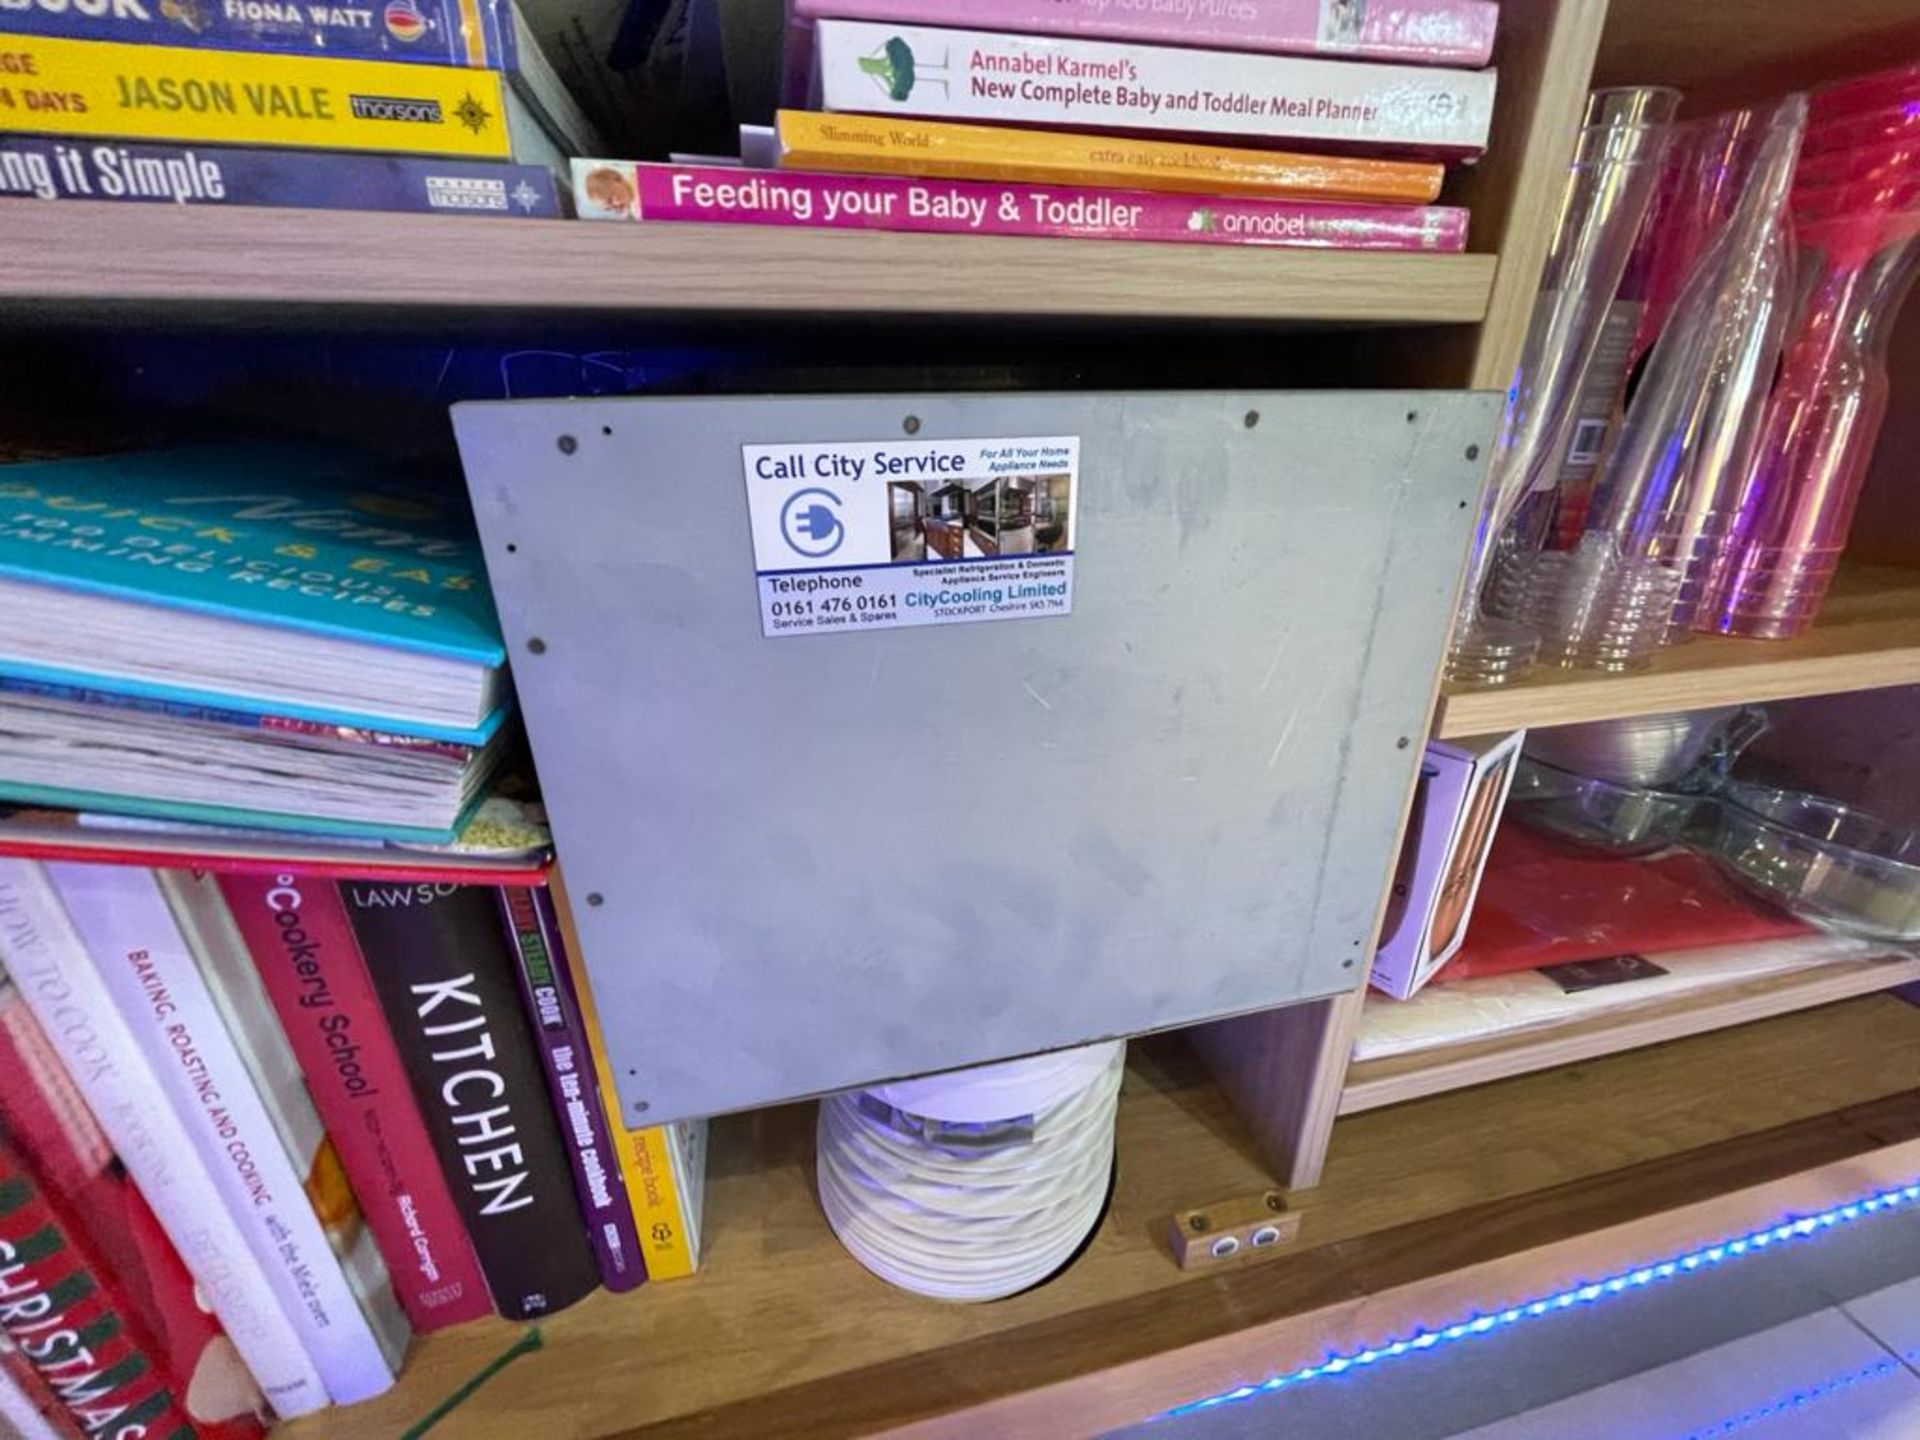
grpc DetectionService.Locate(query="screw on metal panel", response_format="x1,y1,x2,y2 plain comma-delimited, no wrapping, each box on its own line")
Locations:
602,425,613,436
1343,959,1356,969
586,892,605,907
1466,444,1481,461
1188,1214,1209,1232
632,1100,651,1114
1244,410,1260,429
1397,736,1411,749
557,435,578,455
1459,500,1470,509
1406,410,1419,423
903,415,921,435
505,543,519,553
526,637,547,655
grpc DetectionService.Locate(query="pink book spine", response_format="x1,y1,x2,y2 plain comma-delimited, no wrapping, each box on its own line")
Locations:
217,871,494,1332
577,161,1469,252
790,0,1499,67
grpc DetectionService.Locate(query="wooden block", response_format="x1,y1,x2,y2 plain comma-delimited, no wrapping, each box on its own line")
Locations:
1169,1190,1302,1269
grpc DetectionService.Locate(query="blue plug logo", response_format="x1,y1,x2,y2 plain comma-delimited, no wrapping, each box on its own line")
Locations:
780,487,845,559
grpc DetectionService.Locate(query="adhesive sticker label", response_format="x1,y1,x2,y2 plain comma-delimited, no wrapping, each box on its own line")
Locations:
742,435,1079,638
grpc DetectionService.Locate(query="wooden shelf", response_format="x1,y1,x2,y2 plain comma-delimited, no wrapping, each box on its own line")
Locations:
0,202,1497,326
1437,563,1920,738
286,998,1920,1440
1340,953,1920,1115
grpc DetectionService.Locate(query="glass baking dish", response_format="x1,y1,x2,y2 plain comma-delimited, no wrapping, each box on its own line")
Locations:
1712,783,1920,941
1506,756,1718,854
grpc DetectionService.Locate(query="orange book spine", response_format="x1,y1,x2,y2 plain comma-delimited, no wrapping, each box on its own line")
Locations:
773,109,1443,204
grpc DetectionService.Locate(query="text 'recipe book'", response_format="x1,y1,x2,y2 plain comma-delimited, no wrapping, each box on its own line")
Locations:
0,862,328,1418
788,0,1499,66
575,159,1469,251
217,871,493,1331
499,886,645,1291
810,20,1497,156
46,862,405,1407
766,110,1446,203
0,445,508,745
343,881,600,1320
0,976,267,1439
0,1129,201,1440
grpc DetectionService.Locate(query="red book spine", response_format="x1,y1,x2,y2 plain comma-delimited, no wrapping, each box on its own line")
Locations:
0,989,262,1440
0,1131,197,1440
217,872,493,1331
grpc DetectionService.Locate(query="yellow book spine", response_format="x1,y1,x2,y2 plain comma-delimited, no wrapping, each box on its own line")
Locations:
773,109,1442,204
552,877,700,1281
0,35,512,158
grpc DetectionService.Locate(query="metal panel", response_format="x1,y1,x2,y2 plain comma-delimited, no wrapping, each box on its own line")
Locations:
453,391,1498,1123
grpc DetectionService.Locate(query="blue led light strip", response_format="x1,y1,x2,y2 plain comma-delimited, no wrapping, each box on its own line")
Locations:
1160,1177,1920,1420
1678,1358,1899,1440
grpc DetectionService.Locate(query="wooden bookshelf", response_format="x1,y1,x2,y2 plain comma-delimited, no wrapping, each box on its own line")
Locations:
1339,954,1920,1114
1436,563,1920,739
0,203,1498,327
284,999,1920,1440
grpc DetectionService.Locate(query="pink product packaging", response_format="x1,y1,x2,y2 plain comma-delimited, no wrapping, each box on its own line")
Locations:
571,159,1471,251
808,20,1497,157
788,0,1500,67
1370,729,1524,1000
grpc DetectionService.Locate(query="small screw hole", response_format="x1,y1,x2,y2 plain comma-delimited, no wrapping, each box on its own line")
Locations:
505,543,519,554
1406,410,1419,423
586,892,605,907
525,637,547,655
632,1100,650,1114
1396,736,1411,749
1243,410,1260,429
1209,1236,1240,1259
1188,1215,1209,1233
902,415,921,435
1251,1225,1283,1248
1466,444,1482,461
601,425,613,436
557,435,578,455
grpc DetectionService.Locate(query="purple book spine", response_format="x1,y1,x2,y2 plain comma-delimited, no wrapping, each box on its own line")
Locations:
575,161,1469,253
498,886,645,1292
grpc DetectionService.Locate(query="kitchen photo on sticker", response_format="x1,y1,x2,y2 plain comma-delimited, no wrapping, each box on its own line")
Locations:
889,473,1072,563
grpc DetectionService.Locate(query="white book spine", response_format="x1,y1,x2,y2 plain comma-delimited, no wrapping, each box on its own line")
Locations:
46,862,399,1408
0,1334,66,1440
812,20,1497,152
161,871,412,1380
0,860,329,1419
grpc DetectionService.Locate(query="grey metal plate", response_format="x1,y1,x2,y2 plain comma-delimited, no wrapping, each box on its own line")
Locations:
453,391,1497,1123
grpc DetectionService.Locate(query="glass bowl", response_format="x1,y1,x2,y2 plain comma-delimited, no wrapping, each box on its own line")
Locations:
1711,784,1920,941
1506,756,1718,855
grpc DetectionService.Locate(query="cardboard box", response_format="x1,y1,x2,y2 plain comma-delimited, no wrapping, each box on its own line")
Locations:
1371,729,1524,999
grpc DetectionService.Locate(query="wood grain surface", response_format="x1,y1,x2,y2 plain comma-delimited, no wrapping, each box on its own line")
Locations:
282,996,1920,1440
1437,564,1920,738
0,204,1497,325
1340,954,1920,1113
